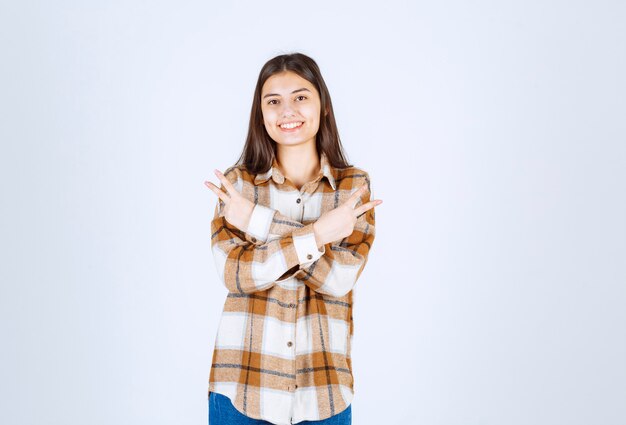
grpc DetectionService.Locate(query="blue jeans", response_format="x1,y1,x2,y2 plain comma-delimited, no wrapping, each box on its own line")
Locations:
209,391,352,425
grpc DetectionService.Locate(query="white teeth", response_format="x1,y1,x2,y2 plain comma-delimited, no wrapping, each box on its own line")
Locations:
280,121,303,129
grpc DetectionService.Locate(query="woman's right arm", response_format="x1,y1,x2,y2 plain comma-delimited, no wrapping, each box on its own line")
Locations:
210,169,325,294
237,174,379,298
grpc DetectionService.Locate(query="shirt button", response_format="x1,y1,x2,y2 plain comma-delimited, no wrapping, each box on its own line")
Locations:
296,198,301,203
307,254,312,260
287,341,293,347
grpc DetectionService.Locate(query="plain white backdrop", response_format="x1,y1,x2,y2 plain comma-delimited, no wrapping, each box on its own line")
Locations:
1,1,625,424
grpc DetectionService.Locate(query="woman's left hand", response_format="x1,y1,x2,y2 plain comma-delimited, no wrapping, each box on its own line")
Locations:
204,169,255,233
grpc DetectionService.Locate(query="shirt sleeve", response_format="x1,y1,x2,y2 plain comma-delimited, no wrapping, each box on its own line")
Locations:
246,203,324,267
210,169,325,294
244,203,309,244
294,174,376,298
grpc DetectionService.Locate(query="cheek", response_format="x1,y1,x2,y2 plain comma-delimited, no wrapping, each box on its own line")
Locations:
261,112,274,129
309,121,321,134
263,121,275,134
303,105,320,121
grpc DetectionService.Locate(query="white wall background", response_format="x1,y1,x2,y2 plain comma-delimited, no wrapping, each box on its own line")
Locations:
1,1,624,424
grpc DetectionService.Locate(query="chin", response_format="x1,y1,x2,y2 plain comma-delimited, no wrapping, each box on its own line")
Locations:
275,139,302,146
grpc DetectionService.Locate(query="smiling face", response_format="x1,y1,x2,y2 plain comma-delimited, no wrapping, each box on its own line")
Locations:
260,71,322,149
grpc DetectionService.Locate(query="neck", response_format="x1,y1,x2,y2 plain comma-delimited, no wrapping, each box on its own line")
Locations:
275,142,320,189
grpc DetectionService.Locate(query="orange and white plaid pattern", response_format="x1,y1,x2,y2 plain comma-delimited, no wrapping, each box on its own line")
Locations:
208,151,376,425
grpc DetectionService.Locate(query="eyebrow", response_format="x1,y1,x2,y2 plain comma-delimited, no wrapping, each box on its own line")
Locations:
262,88,311,99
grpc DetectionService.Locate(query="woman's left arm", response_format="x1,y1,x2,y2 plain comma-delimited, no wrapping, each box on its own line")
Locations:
243,176,377,298
295,181,376,297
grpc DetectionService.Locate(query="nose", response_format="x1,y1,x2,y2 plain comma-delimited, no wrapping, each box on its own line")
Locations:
281,104,296,118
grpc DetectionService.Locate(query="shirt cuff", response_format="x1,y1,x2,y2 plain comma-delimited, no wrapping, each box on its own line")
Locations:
292,223,325,266
246,204,276,243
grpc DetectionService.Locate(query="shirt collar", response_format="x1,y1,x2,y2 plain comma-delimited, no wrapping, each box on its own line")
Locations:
254,151,337,190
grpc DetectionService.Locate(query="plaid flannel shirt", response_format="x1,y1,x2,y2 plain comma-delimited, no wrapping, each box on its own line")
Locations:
208,152,376,425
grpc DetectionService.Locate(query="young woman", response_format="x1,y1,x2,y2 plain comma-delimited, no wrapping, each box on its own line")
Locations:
204,52,382,425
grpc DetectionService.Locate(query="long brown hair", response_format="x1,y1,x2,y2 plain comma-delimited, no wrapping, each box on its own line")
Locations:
234,52,353,174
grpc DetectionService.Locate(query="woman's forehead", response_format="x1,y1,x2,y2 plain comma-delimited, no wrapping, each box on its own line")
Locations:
262,71,316,95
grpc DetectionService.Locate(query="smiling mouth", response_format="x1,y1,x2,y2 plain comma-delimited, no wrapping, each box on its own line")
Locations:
279,121,304,130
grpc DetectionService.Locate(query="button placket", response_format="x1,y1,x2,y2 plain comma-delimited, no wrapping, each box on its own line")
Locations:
297,193,308,223
291,304,298,394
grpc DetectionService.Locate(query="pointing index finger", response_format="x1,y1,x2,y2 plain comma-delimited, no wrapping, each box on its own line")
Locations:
346,184,368,208
214,169,237,196
204,180,229,203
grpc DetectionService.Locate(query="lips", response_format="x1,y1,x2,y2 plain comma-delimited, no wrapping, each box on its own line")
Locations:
278,121,304,132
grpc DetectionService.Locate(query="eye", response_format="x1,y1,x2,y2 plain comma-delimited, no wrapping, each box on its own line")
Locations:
296,95,307,101
267,99,278,105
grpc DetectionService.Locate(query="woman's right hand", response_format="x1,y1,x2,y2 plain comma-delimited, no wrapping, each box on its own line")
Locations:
204,169,255,233
313,184,382,248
